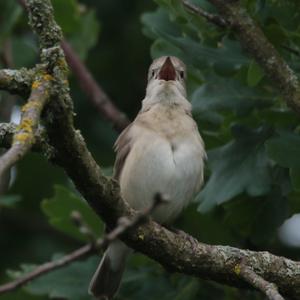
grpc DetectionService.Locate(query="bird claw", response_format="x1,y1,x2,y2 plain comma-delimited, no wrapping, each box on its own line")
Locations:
166,226,199,249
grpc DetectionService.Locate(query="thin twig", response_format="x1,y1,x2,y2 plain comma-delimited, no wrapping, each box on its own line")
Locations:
61,40,130,132
0,195,165,295
182,0,227,28
239,263,285,300
0,73,52,178
281,45,300,57
0,244,94,295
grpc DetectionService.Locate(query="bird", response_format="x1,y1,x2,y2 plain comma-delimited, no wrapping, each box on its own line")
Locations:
89,56,206,299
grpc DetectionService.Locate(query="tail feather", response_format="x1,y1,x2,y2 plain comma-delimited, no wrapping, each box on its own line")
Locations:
89,240,131,300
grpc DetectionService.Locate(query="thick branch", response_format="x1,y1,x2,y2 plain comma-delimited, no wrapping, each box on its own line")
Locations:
206,0,300,115
61,40,130,132
0,74,51,178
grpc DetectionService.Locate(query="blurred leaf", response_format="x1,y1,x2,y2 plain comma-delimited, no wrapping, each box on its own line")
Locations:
69,10,100,60
52,0,80,34
8,255,98,300
174,278,199,300
251,193,289,245
266,131,300,191
198,126,272,211
247,60,264,87
191,77,272,123
11,36,38,68
266,131,300,168
0,2,22,44
41,185,103,242
264,24,287,47
142,8,248,72
0,195,21,208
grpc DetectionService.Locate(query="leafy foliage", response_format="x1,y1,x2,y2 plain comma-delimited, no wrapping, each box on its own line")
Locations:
41,185,103,242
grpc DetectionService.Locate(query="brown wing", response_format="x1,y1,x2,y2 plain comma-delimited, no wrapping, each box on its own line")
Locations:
113,123,133,181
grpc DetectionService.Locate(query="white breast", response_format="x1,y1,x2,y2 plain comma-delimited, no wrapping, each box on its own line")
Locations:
119,106,205,224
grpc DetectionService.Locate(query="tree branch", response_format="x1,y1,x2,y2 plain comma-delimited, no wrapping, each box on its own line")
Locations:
238,263,285,300
181,0,227,28
0,73,51,178
204,0,300,115
61,40,130,132
0,195,165,295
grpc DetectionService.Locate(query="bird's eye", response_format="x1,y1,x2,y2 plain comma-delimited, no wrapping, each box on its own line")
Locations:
152,70,155,78
180,71,185,79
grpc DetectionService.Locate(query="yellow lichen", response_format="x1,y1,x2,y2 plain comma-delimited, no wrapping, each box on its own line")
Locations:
21,101,41,113
43,74,53,81
13,132,31,144
19,118,34,134
234,264,241,275
32,80,41,89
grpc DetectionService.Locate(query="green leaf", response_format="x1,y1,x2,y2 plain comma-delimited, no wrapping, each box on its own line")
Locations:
0,2,22,44
247,60,264,87
69,10,101,60
266,131,300,190
41,185,103,242
0,195,21,208
52,0,80,34
8,256,98,300
198,126,272,211
142,8,248,71
191,77,273,121
266,131,300,168
251,193,289,245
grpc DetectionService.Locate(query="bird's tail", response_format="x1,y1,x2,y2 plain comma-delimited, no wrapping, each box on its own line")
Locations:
89,240,131,300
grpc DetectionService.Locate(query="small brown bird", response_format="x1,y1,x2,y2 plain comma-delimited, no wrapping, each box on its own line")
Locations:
89,56,206,299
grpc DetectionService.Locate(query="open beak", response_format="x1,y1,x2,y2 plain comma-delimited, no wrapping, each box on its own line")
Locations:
158,57,176,81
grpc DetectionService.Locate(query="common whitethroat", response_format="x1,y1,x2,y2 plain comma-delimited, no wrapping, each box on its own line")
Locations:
89,56,206,299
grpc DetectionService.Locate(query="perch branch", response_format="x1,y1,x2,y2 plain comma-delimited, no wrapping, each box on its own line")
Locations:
0,196,164,295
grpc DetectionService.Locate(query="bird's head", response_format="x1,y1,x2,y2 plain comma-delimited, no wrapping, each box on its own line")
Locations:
145,56,187,100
